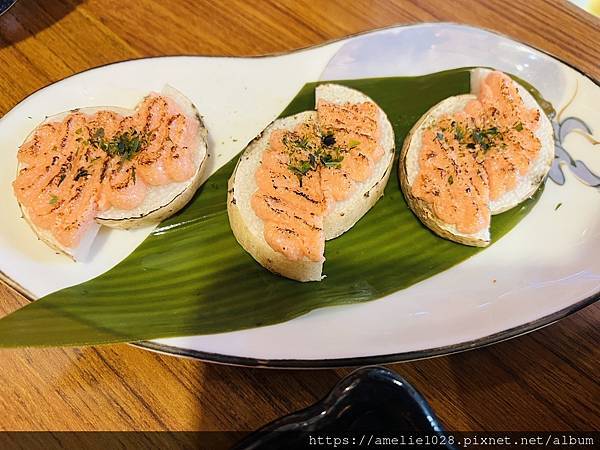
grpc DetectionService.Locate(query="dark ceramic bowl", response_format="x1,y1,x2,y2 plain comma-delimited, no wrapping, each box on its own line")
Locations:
233,366,456,450
0,0,17,16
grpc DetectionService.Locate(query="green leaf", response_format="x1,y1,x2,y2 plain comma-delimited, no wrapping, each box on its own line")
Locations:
0,69,546,347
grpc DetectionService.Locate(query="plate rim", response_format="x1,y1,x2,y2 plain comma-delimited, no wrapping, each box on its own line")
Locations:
132,294,596,368
3,22,599,367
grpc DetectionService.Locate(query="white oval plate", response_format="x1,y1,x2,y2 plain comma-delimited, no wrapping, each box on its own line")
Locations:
1,24,598,367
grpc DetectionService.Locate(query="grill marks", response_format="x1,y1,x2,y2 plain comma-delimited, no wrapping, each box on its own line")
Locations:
414,114,492,235
13,94,198,248
318,100,381,198
252,126,326,262
479,76,542,201
164,114,195,182
252,100,382,262
136,97,171,185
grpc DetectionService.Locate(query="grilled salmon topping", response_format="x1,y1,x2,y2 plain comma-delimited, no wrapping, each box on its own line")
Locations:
412,71,542,234
252,100,381,262
13,94,199,248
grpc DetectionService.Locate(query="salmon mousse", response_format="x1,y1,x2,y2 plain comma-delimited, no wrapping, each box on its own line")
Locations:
13,86,209,260
400,68,554,247
228,84,395,282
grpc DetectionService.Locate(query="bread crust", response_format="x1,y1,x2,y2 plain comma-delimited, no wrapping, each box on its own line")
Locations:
316,84,396,240
227,112,323,282
96,86,208,228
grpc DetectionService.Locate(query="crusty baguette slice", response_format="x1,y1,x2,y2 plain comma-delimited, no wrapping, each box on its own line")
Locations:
228,111,323,282
16,85,208,260
228,84,395,281
400,69,554,247
16,107,131,260
316,84,396,240
400,95,490,247
97,85,208,228
471,68,554,214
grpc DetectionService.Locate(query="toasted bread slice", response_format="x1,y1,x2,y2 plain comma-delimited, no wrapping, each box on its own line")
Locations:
316,84,396,239
15,86,208,260
400,69,554,247
96,85,208,228
471,68,554,214
228,84,395,281
228,112,323,282
400,94,490,246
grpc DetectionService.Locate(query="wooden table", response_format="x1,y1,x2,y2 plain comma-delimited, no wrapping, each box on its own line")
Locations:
1,0,599,441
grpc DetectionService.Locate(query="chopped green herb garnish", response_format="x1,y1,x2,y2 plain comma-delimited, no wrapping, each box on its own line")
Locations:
49,195,58,205
90,127,105,147
454,126,464,142
348,139,360,149
322,160,342,168
288,161,312,177
448,175,454,185
288,160,313,186
555,202,562,210
284,127,345,182
320,151,344,168
436,131,445,142
514,122,524,132
90,127,147,160
472,127,501,152
75,128,82,135
295,136,312,150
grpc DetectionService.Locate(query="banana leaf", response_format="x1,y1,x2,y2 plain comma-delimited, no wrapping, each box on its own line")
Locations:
0,69,545,347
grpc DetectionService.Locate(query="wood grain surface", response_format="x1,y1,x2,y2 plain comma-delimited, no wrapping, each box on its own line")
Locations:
0,0,599,441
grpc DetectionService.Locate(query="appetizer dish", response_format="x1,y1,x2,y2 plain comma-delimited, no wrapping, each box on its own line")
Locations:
1,24,598,366
12,86,208,260
227,84,395,281
400,68,554,246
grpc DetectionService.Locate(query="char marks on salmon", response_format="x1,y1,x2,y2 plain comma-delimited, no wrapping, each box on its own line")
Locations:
252,100,381,262
13,94,199,248
411,71,542,234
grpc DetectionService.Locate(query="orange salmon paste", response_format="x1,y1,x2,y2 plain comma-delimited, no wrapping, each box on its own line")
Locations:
412,71,542,234
13,94,199,248
252,100,381,262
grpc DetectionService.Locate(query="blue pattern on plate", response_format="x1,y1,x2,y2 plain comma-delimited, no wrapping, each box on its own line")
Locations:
550,117,600,188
